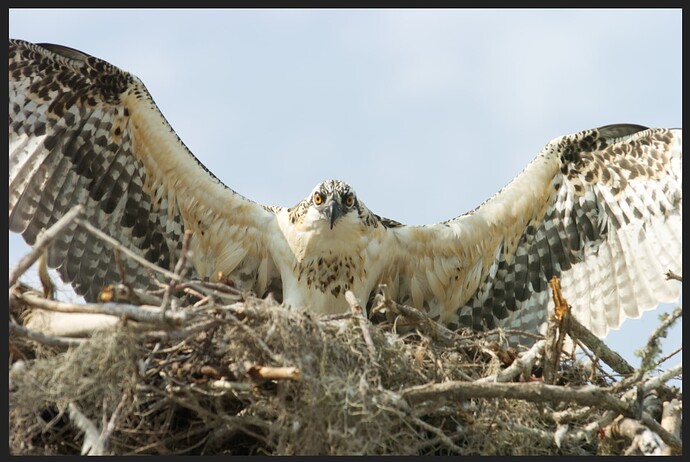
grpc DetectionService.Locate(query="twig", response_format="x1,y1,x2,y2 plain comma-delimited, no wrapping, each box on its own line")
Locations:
9,321,85,347
37,251,56,299
345,291,377,362
9,205,84,287
641,363,682,394
612,307,682,392
67,401,103,455
637,410,682,452
375,293,470,346
160,230,193,314
93,389,131,455
636,306,682,373
611,417,666,455
665,270,682,282
477,340,545,383
660,399,681,455
244,362,301,381
98,284,164,306
319,312,355,321
224,312,283,364
141,319,221,343
14,290,186,327
74,217,182,283
404,381,630,417
409,414,466,454
174,280,244,304
567,314,635,376
209,380,253,392
654,346,682,368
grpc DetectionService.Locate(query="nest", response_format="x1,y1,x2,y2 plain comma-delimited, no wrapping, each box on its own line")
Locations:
8,272,683,456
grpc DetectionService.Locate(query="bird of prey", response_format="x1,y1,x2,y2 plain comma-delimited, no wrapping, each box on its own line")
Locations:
9,39,682,341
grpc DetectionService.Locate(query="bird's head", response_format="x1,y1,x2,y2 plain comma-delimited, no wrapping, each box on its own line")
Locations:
305,179,359,230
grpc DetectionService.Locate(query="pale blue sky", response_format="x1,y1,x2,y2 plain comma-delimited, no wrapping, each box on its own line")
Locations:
8,9,682,375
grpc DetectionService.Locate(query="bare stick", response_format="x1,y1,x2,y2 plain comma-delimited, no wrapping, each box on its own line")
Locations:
376,293,469,346
14,290,186,327
9,321,85,347
612,417,666,455
638,411,682,452
37,251,56,299
477,340,545,383
245,362,301,381
568,314,635,377
67,401,103,455
160,230,193,313
637,306,682,373
9,205,83,287
93,390,131,455
409,414,465,454
665,270,682,282
641,363,682,394
402,379,682,452
403,381,630,416
346,291,377,361
74,217,182,282
612,307,682,392
660,399,681,455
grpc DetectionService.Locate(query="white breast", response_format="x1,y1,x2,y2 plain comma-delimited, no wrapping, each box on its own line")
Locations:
273,209,391,314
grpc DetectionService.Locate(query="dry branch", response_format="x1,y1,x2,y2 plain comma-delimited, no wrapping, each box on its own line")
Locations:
74,217,182,282
568,314,635,376
13,290,187,327
477,339,545,383
346,290,377,361
9,205,84,287
403,381,631,416
9,321,85,348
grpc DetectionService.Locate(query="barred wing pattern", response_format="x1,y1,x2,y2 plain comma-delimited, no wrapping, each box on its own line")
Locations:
9,39,682,342
9,39,281,302
389,125,682,340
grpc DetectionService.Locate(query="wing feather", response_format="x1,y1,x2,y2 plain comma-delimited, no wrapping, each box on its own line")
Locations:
9,39,281,301
387,124,682,339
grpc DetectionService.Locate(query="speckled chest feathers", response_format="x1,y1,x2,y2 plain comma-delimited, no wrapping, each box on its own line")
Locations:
276,179,398,313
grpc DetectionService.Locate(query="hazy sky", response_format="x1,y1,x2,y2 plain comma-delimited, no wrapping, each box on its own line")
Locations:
8,9,682,374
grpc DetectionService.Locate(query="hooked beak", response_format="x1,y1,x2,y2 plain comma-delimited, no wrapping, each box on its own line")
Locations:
324,200,344,229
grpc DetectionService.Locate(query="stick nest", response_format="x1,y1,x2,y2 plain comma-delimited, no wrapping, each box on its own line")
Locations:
9,276,682,456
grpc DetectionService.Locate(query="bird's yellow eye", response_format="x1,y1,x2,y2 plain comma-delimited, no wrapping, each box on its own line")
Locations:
345,194,354,207
313,192,323,205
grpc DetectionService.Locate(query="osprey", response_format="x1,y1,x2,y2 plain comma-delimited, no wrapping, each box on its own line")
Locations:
8,39,682,340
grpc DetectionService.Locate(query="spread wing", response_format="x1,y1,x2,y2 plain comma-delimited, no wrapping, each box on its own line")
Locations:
9,39,282,301
385,124,682,339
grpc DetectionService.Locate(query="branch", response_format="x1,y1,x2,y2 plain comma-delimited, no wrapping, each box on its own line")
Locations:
9,321,85,347
245,362,301,381
477,340,545,383
660,399,682,455
403,381,631,417
665,270,682,282
9,205,83,287
346,290,377,362
374,291,470,346
13,290,186,327
567,314,635,376
67,402,103,455
611,417,666,455
160,230,193,313
74,217,182,283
